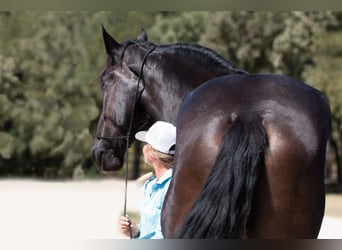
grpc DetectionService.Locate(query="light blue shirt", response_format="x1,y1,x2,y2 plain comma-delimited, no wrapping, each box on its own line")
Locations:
137,168,172,239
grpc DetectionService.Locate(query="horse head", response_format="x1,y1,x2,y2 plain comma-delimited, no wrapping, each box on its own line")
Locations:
91,26,153,172
91,26,245,173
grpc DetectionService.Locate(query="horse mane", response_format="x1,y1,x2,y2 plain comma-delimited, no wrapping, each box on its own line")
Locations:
162,43,247,75
128,40,248,76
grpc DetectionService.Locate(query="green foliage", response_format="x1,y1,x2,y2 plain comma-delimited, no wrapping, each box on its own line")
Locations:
303,27,342,183
0,11,156,178
148,12,206,44
198,11,336,78
1,11,341,182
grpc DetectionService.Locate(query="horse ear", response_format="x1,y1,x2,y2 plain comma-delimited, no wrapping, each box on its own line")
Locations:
137,28,148,41
102,24,120,55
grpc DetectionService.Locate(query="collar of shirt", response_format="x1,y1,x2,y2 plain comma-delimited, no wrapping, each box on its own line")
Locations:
145,168,172,195
156,168,172,184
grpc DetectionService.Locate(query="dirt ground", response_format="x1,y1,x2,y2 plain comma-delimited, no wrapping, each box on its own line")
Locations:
0,178,341,247
325,194,342,217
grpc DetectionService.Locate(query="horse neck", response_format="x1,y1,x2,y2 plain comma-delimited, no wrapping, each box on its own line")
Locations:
135,44,246,122
141,81,181,123
141,46,242,123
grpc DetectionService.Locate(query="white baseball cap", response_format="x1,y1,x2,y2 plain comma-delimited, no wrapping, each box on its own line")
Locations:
135,121,176,155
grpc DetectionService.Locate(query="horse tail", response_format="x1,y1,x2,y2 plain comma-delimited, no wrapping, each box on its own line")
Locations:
176,115,268,239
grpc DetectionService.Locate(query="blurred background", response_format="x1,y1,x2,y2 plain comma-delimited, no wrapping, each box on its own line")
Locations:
0,11,342,239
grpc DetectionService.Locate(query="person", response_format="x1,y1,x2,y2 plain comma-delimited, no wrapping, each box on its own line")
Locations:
120,121,176,239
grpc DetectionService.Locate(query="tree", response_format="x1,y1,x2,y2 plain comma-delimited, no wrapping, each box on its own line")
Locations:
148,12,206,44
0,11,156,178
1,11,341,182
303,22,342,186
199,12,335,78
149,11,341,186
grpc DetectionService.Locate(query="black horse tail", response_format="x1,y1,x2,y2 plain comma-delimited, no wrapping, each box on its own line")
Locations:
176,115,268,239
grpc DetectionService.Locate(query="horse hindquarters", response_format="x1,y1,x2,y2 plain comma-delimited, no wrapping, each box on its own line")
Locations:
176,115,267,239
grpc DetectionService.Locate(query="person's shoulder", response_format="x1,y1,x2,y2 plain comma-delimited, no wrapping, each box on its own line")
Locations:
136,172,154,186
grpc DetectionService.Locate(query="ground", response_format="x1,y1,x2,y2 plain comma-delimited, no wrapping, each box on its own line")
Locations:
325,194,342,217
0,178,341,244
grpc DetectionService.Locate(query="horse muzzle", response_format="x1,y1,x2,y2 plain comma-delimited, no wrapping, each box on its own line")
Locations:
91,141,124,172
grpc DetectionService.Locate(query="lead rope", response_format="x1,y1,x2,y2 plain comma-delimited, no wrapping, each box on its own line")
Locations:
122,46,156,239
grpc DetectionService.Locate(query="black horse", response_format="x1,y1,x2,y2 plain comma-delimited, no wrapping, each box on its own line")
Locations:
91,27,331,238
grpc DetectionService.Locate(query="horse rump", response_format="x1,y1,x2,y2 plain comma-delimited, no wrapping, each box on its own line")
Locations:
176,115,268,239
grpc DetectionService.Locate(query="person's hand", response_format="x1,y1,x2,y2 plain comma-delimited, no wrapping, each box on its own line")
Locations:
120,215,139,238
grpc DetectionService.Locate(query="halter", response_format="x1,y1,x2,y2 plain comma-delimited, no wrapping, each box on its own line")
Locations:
95,41,155,141
96,43,155,239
